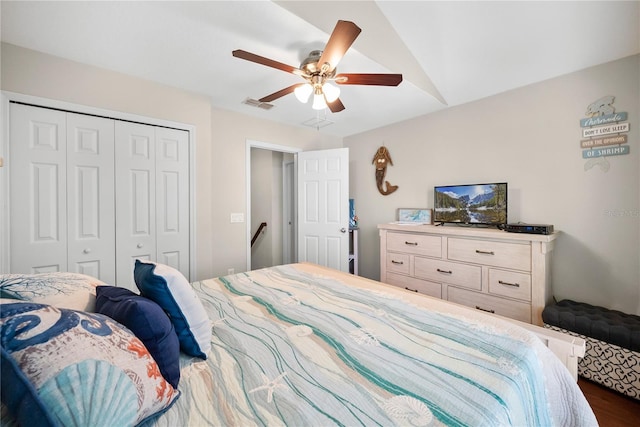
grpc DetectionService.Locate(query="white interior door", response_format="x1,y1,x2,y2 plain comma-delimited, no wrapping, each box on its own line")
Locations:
10,104,67,273
155,127,189,275
66,113,116,282
115,121,156,288
297,147,349,272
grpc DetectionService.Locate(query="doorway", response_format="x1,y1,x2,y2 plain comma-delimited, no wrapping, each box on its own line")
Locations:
246,140,300,272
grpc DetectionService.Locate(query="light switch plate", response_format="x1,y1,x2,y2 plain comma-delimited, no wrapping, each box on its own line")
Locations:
230,213,244,223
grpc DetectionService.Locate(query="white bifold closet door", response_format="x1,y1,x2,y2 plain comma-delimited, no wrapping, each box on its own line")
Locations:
9,103,189,289
115,122,189,287
10,104,116,282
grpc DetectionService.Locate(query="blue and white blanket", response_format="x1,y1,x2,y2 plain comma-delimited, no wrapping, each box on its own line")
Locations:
152,263,596,427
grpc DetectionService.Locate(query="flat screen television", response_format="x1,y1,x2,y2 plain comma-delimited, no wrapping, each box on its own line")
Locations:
434,182,507,226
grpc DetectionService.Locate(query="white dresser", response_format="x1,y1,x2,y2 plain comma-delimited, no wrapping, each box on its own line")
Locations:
378,223,557,325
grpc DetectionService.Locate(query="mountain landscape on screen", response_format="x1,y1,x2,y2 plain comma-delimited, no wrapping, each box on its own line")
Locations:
434,183,507,225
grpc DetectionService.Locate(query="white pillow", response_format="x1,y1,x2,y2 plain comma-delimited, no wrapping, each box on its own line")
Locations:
133,260,211,359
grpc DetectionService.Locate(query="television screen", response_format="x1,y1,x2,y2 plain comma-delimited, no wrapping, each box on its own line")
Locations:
434,183,507,225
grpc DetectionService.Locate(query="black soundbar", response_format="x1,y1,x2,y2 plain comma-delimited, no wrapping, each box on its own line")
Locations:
505,223,554,235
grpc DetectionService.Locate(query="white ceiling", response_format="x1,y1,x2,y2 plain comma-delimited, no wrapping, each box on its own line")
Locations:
2,1,639,137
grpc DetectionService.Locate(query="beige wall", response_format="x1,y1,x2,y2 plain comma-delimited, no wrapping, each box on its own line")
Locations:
0,43,342,280
1,42,215,281
209,108,342,276
345,54,640,315
5,42,637,315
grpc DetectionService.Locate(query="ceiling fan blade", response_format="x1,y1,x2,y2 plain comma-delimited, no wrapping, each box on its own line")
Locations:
335,73,403,86
317,20,361,73
259,84,303,103
232,49,299,74
327,97,345,113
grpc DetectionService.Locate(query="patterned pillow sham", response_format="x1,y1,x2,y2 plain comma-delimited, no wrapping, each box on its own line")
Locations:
0,299,180,426
0,272,104,312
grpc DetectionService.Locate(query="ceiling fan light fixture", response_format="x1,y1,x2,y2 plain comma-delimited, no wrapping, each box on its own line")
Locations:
312,92,328,110
294,83,313,103
322,82,340,102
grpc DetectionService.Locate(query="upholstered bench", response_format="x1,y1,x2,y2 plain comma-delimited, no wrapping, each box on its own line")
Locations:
542,299,640,399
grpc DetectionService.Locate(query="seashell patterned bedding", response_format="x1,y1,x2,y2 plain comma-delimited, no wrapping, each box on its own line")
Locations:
1,263,596,427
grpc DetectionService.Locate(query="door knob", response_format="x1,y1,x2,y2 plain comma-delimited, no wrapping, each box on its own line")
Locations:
137,243,143,248
83,248,91,254
340,228,347,233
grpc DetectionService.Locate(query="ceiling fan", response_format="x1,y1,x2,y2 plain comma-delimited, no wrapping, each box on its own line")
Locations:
232,20,403,113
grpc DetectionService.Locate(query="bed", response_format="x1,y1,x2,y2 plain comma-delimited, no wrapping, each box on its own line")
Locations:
1,262,597,426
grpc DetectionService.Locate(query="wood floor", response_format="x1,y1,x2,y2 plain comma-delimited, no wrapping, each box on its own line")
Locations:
578,378,640,426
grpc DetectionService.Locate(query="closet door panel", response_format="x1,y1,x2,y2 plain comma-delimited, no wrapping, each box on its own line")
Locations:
115,122,156,289
156,128,189,277
10,104,67,273
66,113,116,283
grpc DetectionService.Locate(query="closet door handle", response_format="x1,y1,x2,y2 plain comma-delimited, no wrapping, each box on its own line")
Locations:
498,280,520,287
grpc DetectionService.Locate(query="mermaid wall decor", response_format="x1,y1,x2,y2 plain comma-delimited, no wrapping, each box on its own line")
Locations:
372,146,398,196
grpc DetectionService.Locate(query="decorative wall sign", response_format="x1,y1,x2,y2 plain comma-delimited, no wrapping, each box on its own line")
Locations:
582,122,629,138
582,145,630,159
580,134,627,149
372,146,398,195
580,95,630,172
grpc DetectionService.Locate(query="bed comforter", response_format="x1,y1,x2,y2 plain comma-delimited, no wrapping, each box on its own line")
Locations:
149,263,596,427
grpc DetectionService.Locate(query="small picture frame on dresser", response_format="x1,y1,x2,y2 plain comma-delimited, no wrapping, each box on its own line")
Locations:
396,208,432,225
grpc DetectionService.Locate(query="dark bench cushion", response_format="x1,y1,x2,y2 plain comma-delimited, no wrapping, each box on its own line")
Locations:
542,299,640,352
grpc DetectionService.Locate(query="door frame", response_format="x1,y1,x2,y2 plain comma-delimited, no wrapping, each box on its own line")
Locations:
0,91,197,278
282,159,295,265
245,139,301,272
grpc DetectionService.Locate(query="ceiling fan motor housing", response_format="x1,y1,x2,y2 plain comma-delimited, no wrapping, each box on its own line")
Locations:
300,50,336,80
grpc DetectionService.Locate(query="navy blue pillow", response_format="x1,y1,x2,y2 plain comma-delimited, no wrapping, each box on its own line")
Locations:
95,286,181,388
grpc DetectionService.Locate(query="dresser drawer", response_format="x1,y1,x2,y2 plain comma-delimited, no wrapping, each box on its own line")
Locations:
386,273,441,298
387,232,442,257
448,237,531,271
488,269,531,301
447,286,531,323
386,252,410,275
414,257,481,290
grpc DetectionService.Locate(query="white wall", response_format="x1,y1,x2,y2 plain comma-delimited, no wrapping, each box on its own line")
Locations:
0,43,343,280
345,54,640,315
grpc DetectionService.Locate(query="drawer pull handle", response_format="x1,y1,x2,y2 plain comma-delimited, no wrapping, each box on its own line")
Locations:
405,287,418,293
436,268,452,274
475,305,495,314
475,249,495,255
391,260,404,265
498,280,520,288
405,241,418,246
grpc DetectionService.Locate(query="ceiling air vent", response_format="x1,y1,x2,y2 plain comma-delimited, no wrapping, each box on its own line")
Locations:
302,116,333,129
242,98,274,110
